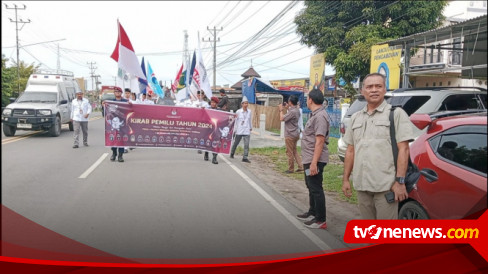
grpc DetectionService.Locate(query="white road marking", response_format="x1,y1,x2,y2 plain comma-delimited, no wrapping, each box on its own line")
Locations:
79,153,108,179
219,155,331,251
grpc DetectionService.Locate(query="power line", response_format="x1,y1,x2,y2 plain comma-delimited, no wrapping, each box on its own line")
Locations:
342,1,401,28
207,1,231,27
216,1,298,68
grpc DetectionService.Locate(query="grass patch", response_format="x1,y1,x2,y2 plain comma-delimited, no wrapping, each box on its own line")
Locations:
239,137,357,204
267,128,281,135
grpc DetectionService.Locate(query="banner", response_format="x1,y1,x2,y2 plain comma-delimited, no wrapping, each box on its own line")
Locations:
309,53,325,92
104,101,237,154
370,44,402,90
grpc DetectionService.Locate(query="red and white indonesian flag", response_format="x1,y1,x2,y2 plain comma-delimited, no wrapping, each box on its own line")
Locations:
111,20,146,80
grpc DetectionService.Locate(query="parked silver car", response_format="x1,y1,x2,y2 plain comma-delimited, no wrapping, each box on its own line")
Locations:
337,87,487,162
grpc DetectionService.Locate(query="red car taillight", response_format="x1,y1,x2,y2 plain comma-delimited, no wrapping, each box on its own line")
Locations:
340,122,345,134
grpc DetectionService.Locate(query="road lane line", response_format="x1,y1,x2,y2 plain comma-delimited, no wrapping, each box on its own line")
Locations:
79,153,108,179
220,155,331,251
1,131,44,144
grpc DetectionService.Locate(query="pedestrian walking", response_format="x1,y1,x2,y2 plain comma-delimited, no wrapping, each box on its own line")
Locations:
296,88,330,229
230,96,252,163
71,90,92,148
342,73,415,219
279,95,304,173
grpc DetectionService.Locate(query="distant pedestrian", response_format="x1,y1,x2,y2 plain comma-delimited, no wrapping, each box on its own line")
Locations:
71,90,92,148
217,88,229,111
230,96,252,163
296,88,330,229
279,95,304,173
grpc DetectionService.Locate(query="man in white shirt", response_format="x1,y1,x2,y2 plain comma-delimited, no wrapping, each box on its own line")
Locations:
230,96,252,163
192,90,209,108
70,90,92,148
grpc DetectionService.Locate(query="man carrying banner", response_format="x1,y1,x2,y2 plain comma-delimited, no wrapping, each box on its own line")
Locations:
106,87,129,162
230,96,252,163
203,96,221,164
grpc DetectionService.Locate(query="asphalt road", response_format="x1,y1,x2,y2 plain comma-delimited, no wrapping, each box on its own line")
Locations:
1,113,346,261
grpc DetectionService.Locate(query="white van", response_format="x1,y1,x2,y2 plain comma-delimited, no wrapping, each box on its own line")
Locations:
1,69,81,137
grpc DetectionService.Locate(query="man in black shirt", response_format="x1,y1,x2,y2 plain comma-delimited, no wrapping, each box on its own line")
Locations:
217,88,229,111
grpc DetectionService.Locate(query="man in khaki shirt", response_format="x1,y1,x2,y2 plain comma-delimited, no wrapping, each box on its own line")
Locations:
342,73,414,219
279,95,304,173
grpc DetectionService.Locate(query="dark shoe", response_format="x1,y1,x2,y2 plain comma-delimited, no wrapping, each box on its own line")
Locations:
129,148,134,150
204,153,209,161
304,218,327,229
242,159,251,163
72,145,79,148
295,168,304,172
83,143,89,147
118,155,124,162
212,157,218,164
296,212,314,222
230,154,234,159
110,154,116,161
285,170,294,174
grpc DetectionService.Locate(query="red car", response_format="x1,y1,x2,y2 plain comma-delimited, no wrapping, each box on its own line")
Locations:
399,110,487,219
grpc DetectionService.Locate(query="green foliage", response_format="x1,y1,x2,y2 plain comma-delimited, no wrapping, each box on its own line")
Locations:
246,137,358,204
295,0,447,83
1,55,39,106
2,55,16,107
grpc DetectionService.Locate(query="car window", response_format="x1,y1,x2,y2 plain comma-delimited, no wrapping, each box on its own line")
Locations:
439,94,485,111
388,95,430,116
478,94,487,109
345,99,366,117
432,125,487,175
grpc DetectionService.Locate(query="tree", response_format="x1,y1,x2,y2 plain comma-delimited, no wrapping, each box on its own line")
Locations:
295,0,447,95
2,55,16,107
1,55,39,106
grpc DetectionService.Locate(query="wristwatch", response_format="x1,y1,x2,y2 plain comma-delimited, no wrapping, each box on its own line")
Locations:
396,177,405,184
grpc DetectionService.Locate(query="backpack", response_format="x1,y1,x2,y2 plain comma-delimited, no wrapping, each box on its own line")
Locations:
389,106,421,192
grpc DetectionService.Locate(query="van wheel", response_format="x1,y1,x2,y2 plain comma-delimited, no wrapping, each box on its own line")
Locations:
68,121,74,131
399,201,429,220
3,124,16,136
49,116,61,137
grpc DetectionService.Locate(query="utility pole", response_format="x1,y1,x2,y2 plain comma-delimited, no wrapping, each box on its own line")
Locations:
203,26,223,91
94,75,101,92
5,3,31,95
57,43,60,70
87,62,97,91
182,30,189,68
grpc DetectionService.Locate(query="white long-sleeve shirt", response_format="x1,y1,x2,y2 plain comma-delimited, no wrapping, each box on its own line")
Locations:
235,108,252,135
71,98,92,122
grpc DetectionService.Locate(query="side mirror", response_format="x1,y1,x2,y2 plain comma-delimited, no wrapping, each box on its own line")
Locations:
59,100,68,105
9,97,16,103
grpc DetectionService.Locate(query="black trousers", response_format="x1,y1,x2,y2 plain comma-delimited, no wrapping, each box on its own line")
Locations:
303,162,327,222
111,147,124,155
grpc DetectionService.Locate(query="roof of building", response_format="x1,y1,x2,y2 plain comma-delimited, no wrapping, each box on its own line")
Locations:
231,78,244,90
241,66,261,78
381,14,487,46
